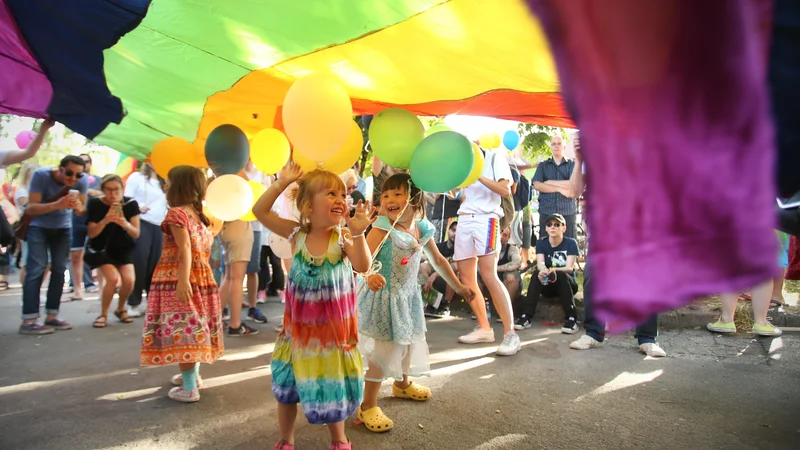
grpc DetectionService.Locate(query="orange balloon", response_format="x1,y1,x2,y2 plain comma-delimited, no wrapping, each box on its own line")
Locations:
151,137,193,178
203,206,223,236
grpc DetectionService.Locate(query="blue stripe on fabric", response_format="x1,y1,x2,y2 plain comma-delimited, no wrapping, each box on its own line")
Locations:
6,0,151,138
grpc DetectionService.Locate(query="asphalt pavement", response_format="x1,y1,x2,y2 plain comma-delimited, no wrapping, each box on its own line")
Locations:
1,289,799,450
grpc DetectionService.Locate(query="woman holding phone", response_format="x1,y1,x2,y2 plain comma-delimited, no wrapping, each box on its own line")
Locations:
86,175,141,328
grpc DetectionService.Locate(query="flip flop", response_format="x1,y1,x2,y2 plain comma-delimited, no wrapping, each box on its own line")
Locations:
770,298,785,308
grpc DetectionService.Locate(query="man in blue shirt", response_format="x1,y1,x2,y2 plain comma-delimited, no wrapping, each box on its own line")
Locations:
532,136,578,238
68,153,101,299
19,155,88,335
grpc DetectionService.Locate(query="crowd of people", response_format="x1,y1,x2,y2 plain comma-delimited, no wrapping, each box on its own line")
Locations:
3,121,799,450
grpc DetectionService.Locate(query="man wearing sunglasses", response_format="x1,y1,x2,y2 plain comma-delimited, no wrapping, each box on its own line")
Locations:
19,155,89,335
515,213,580,333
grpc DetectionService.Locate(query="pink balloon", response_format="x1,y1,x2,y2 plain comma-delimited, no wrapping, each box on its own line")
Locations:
15,130,36,149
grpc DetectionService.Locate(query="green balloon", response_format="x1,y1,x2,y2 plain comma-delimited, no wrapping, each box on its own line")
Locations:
425,124,452,137
369,108,424,169
410,131,474,193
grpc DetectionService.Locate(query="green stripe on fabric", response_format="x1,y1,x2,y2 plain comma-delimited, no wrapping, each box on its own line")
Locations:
95,0,446,157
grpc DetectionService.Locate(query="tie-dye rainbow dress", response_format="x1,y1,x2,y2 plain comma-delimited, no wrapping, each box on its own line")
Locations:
270,227,364,425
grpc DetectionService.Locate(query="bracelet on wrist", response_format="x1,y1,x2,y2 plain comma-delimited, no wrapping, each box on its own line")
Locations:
351,232,364,239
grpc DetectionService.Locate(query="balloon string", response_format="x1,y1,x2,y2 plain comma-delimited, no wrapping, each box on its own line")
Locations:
357,182,422,278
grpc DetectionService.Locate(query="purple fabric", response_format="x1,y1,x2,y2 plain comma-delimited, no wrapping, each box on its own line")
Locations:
0,0,51,117
526,0,778,331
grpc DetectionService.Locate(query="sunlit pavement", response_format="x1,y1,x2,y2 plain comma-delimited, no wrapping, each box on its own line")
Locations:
1,289,799,450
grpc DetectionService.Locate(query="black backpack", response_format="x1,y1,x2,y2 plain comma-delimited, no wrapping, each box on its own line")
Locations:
513,171,532,211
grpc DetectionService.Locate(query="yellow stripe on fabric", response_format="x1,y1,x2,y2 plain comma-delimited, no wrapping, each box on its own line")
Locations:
269,0,559,104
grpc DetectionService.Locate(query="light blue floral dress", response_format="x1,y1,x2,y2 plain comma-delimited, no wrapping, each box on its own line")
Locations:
358,216,435,382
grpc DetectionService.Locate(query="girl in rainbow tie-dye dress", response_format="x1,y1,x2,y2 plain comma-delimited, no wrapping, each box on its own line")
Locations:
253,164,375,450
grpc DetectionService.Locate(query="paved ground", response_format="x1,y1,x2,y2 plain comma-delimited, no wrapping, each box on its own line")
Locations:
1,288,799,450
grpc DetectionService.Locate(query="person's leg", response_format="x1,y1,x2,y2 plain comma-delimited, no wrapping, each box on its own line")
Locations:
21,228,48,324
579,264,605,342
554,272,578,323
227,261,249,329
277,403,298,445
456,257,486,326
116,264,135,314
97,265,120,318
44,228,70,323
521,220,532,269
361,364,386,411
69,249,84,299
634,315,660,345
772,269,786,305
258,245,270,293
503,272,520,302
708,291,739,333
327,422,348,446
518,271,544,319
563,213,578,239
751,279,774,327
246,272,258,307
127,221,152,308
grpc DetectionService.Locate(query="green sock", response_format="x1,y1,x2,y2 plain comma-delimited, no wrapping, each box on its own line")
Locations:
181,368,198,391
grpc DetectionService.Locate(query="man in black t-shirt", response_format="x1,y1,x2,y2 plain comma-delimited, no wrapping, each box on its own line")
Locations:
515,213,579,333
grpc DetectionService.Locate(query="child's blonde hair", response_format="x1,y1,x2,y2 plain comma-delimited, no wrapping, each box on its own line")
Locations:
291,169,346,232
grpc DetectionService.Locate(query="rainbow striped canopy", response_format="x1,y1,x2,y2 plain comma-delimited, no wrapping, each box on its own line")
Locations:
1,0,573,159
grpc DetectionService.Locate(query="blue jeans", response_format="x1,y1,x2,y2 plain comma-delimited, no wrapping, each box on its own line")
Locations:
582,264,659,345
22,227,71,319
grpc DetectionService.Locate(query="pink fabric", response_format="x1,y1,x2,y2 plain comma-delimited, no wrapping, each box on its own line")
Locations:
527,0,777,331
0,0,51,117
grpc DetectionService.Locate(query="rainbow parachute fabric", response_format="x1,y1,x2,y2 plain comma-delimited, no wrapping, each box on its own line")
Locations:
1,0,573,160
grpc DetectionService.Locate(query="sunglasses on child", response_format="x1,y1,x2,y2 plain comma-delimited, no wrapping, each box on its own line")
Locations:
62,168,84,179
546,222,563,228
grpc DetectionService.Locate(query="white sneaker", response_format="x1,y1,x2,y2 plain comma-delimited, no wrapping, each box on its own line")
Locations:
570,335,602,350
127,306,143,318
496,332,521,356
458,327,495,344
168,386,200,403
639,343,667,358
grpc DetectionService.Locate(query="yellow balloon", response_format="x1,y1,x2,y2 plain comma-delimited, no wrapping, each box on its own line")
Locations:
239,180,268,221
206,175,253,221
282,72,352,163
293,120,363,174
478,133,494,149
250,128,290,175
151,137,193,178
458,143,485,188
190,142,208,168
491,133,502,149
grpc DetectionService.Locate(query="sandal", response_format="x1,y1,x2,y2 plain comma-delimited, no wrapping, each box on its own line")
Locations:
113,310,134,323
93,315,107,328
357,406,393,433
0,281,8,291
392,381,431,401
770,298,785,308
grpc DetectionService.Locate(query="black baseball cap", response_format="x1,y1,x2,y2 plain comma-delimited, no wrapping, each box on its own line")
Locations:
546,213,566,225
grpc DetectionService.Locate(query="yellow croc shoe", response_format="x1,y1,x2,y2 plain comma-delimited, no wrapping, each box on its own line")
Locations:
357,406,393,433
392,381,431,401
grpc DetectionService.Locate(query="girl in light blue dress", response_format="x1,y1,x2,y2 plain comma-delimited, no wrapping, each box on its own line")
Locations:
357,173,473,433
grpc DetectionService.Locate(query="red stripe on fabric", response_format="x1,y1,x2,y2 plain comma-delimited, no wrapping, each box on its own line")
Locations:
352,91,575,128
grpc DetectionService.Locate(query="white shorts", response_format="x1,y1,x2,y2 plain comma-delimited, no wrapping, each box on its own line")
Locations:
453,214,501,261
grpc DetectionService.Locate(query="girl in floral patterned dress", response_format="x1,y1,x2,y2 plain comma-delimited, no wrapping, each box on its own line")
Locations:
253,164,375,450
357,173,473,432
140,166,223,403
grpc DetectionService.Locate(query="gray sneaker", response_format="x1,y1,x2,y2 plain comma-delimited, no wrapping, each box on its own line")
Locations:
19,322,55,335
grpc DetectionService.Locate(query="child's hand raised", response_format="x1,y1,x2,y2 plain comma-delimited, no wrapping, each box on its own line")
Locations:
278,163,304,185
344,200,376,236
366,274,386,292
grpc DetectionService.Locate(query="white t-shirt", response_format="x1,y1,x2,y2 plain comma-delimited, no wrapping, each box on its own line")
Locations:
14,186,28,215
458,150,513,216
246,169,273,234
124,172,167,226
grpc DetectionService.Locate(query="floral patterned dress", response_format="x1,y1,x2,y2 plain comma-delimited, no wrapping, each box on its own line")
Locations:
358,216,435,381
140,208,224,366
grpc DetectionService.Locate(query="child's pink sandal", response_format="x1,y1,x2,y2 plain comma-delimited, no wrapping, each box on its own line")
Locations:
274,440,295,450
330,439,352,449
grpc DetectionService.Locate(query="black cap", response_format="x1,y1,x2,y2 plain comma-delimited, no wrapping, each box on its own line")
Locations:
546,213,566,225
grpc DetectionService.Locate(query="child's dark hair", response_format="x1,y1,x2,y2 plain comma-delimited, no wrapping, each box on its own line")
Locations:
381,173,425,218
166,165,211,227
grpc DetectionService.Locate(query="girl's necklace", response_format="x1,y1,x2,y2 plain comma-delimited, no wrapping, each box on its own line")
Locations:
395,221,420,243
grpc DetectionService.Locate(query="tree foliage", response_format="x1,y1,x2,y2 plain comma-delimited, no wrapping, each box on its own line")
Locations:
517,123,569,162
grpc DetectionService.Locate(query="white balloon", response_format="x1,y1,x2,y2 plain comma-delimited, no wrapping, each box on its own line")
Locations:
269,233,293,259
206,175,254,221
